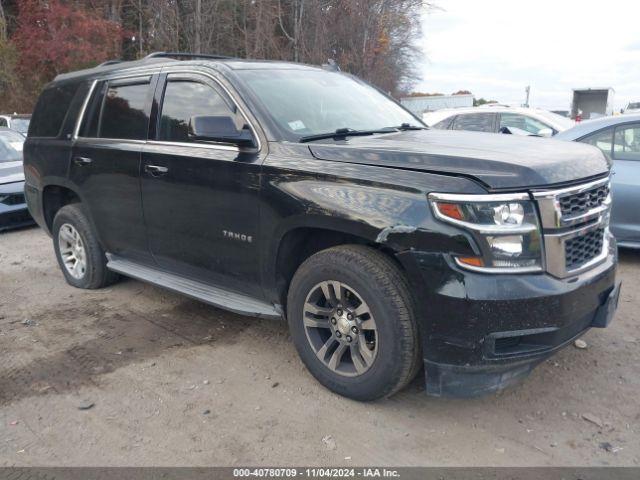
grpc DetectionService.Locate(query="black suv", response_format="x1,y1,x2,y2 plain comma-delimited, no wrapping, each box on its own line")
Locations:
24,53,620,400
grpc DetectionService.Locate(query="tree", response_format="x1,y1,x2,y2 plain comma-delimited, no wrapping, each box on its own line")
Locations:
0,0,431,111
474,98,498,106
10,0,122,108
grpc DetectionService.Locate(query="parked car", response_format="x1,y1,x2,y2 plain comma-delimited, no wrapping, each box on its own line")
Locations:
555,114,640,249
424,106,574,137
0,114,31,136
624,102,640,115
24,52,619,400
0,128,33,231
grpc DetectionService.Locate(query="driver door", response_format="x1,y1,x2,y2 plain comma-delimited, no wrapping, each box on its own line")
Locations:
140,72,264,297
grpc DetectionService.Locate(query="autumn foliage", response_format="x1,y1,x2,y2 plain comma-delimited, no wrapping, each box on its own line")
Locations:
0,0,427,113
1,0,122,111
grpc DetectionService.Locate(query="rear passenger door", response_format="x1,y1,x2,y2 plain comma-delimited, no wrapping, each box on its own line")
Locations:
140,72,264,297
70,75,156,262
450,113,497,133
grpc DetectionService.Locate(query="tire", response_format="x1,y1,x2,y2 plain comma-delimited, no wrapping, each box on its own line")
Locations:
52,203,119,289
287,245,421,401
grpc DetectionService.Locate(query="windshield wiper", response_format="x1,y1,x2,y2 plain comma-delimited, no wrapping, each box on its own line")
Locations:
299,127,398,143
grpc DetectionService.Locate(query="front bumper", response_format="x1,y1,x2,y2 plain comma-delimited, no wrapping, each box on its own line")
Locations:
397,243,619,397
0,181,34,232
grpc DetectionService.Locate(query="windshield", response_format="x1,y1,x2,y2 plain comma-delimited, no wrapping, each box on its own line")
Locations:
236,69,421,141
10,118,30,134
0,130,24,162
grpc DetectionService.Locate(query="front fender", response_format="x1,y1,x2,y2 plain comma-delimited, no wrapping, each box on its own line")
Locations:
260,145,483,299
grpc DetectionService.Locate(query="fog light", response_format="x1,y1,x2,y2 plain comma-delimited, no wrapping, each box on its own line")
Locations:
487,235,523,257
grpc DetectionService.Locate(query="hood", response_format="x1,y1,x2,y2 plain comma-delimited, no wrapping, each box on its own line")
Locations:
308,129,610,190
0,161,25,185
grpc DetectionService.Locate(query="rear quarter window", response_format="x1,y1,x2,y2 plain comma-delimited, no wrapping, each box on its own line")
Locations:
29,82,82,138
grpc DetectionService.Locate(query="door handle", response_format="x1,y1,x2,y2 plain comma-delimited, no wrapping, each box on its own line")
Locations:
145,164,169,176
73,156,93,166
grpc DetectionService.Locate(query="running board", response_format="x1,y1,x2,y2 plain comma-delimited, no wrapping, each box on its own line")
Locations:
106,254,281,319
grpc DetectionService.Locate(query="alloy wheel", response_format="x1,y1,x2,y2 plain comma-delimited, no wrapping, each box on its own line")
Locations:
303,280,378,377
58,223,87,279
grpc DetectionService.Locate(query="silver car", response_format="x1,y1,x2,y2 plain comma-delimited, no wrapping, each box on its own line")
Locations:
555,114,640,248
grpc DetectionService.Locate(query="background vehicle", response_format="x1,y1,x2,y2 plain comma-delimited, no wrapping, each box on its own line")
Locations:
555,114,640,248
0,127,32,231
24,53,618,400
0,114,31,136
624,102,640,115
423,105,574,137
570,88,615,120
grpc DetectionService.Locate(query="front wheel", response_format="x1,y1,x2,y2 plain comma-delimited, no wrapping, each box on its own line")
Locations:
287,245,420,401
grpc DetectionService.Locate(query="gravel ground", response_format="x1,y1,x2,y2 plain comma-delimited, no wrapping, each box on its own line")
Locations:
1,226,639,467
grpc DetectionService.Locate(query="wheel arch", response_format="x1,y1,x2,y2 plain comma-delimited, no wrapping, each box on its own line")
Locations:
41,182,84,234
267,217,405,309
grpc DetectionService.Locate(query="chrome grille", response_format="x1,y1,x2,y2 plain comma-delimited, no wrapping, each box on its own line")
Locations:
565,228,604,270
533,177,611,278
559,183,609,217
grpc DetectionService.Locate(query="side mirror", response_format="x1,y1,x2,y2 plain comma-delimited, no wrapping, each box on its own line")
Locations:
537,128,553,138
188,115,255,147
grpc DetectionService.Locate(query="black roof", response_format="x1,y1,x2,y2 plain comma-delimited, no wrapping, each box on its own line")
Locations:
53,52,321,84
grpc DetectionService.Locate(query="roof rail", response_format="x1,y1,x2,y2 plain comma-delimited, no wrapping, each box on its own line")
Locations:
321,58,340,72
97,59,124,67
143,51,233,61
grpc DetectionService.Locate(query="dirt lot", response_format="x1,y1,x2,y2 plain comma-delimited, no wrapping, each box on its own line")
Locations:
1,226,639,467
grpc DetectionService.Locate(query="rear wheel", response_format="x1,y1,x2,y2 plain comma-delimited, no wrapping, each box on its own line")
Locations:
52,204,119,289
287,245,420,401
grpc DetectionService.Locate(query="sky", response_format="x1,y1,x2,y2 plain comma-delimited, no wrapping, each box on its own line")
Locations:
416,0,640,111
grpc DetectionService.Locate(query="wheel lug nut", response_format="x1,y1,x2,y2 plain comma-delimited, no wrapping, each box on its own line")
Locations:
346,335,352,343
347,313,353,320
336,331,342,338
331,317,337,325
337,309,343,316
351,326,358,334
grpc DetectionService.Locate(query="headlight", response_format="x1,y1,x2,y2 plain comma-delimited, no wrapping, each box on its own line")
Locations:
428,192,543,272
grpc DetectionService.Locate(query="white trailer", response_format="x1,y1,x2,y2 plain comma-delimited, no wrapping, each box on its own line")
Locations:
570,88,615,120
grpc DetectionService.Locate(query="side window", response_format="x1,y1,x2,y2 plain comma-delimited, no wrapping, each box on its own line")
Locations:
80,80,150,140
451,113,495,132
432,116,454,130
580,128,614,158
500,113,552,135
0,118,7,127
29,82,81,137
80,82,106,138
100,83,150,140
159,80,237,143
613,124,640,161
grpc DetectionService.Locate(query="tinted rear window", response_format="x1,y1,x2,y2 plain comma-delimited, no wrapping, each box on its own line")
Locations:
81,81,150,140
100,83,150,140
29,83,81,137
